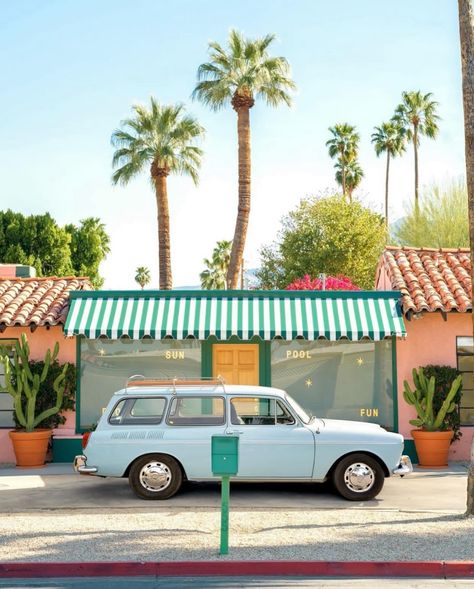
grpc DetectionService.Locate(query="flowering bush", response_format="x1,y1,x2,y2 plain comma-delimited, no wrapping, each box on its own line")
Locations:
286,274,361,291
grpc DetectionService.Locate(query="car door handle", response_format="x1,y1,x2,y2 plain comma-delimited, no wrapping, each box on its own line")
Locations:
226,430,243,435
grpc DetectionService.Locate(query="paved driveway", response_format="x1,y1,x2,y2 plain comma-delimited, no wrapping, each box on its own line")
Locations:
0,463,468,512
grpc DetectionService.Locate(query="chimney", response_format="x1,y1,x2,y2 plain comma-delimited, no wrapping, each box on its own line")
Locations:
0,264,37,278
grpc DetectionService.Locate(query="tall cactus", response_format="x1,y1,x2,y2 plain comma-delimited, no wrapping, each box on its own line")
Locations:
403,367,462,431
0,334,68,432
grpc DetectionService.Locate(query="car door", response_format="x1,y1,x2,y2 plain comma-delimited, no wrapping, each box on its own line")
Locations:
226,395,315,479
165,394,227,479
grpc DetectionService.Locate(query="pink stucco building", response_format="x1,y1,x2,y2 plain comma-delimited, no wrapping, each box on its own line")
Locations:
0,273,91,464
377,246,474,461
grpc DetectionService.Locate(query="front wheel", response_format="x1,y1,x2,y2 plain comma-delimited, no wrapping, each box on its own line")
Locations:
129,454,182,500
332,453,385,501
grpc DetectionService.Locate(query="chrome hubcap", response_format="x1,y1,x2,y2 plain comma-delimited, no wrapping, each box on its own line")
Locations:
139,461,171,492
344,462,375,493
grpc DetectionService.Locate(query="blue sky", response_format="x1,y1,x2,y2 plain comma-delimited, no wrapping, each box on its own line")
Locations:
0,0,465,288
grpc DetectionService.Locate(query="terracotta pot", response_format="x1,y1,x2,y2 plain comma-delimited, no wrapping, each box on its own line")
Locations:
411,429,454,467
9,429,52,467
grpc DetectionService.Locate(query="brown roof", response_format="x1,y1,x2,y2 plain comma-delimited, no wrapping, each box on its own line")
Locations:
379,246,472,316
0,276,93,330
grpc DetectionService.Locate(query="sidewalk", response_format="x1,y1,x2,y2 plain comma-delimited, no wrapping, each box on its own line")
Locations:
0,462,472,564
0,462,469,512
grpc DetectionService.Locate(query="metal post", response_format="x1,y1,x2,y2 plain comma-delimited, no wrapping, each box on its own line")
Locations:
220,475,230,555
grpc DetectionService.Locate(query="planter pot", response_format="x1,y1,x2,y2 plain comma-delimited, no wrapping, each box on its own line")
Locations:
411,429,454,467
9,429,52,467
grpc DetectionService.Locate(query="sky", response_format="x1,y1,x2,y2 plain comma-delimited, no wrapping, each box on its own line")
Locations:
0,0,466,289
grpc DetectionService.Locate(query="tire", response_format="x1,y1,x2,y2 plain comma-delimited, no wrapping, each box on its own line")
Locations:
129,454,182,500
332,453,385,501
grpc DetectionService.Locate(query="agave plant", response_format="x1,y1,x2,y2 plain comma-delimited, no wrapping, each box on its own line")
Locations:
403,367,462,431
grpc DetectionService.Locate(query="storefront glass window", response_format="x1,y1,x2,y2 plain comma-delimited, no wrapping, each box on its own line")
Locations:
271,339,394,429
79,339,201,429
456,337,474,426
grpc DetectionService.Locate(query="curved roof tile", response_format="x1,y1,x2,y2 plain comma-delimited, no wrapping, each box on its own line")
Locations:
0,277,93,328
381,246,472,316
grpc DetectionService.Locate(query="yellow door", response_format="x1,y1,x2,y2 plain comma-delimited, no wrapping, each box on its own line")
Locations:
212,344,259,386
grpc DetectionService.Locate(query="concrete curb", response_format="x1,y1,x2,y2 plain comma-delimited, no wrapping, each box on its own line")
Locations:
0,561,473,579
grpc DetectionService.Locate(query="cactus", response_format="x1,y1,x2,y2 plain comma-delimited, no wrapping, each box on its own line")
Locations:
0,334,68,432
403,367,462,431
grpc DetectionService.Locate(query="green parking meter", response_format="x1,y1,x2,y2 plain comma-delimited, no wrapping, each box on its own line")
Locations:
211,435,239,555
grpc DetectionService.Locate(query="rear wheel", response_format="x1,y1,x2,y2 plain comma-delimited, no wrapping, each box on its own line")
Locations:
332,453,385,501
129,454,182,500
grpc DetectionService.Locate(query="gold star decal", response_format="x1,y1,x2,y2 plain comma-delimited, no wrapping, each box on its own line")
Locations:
305,378,313,387
356,357,364,366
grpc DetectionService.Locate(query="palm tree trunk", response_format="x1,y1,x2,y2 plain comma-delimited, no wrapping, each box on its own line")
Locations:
458,0,474,517
153,174,172,290
413,125,419,209
342,163,347,200
227,105,251,289
385,151,390,227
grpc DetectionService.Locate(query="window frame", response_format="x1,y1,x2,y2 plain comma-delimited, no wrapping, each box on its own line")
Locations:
0,339,18,429
166,395,226,427
456,336,474,427
230,395,296,426
108,396,168,426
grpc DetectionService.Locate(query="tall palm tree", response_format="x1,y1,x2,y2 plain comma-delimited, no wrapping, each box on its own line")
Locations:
335,159,363,202
135,266,151,289
326,124,360,200
458,0,474,517
392,91,440,208
193,29,295,289
111,98,204,290
371,122,406,226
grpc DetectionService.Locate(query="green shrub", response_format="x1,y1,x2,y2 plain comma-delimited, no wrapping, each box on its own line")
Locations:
422,364,463,442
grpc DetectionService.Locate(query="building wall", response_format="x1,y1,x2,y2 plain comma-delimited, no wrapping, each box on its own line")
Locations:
397,313,474,461
0,326,76,464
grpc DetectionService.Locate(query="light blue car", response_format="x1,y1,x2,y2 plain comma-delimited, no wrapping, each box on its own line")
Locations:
74,378,412,501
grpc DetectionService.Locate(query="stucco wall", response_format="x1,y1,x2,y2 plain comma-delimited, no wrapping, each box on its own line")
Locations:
397,313,474,461
0,326,76,464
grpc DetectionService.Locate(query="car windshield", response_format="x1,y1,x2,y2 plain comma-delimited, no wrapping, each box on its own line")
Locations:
285,394,311,424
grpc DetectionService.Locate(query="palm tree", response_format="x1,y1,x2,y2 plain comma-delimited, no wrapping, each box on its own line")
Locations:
193,29,295,289
326,124,360,200
135,266,151,289
335,159,363,202
200,261,226,290
111,98,204,290
392,91,440,208
212,239,232,272
371,122,406,226
458,0,474,517
200,240,232,290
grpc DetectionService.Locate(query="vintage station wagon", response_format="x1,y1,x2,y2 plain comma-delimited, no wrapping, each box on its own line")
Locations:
74,378,412,501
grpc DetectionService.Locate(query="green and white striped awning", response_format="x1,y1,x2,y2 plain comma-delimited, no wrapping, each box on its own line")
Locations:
64,291,406,341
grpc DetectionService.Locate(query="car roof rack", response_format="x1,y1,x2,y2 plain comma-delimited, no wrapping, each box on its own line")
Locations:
125,375,226,394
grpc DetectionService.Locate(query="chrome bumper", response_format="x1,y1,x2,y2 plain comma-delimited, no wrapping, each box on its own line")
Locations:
74,454,98,474
392,455,413,476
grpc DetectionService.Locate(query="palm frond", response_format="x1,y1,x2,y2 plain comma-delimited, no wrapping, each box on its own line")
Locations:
194,29,295,111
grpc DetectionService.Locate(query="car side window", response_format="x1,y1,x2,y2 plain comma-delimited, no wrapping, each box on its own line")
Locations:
230,397,295,425
167,396,225,426
109,397,166,425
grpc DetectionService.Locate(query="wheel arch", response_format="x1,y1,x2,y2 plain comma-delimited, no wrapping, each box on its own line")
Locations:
327,450,390,479
123,452,187,480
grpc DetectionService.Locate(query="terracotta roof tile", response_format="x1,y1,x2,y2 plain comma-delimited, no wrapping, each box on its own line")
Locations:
380,246,472,316
0,277,93,329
